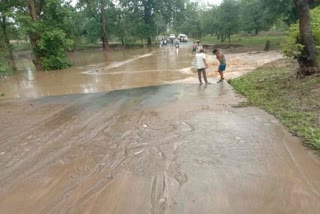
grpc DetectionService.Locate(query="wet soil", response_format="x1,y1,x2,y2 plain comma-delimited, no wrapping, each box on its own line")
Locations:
1,46,320,213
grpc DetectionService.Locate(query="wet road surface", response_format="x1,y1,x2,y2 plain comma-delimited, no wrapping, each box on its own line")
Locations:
1,83,320,213
1,46,320,213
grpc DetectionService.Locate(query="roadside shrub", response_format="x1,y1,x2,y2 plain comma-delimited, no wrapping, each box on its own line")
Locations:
35,29,74,70
0,47,12,77
281,6,320,61
0,62,12,77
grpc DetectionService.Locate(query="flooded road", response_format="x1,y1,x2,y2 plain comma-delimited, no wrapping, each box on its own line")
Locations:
1,46,320,213
1,45,282,99
0,46,191,98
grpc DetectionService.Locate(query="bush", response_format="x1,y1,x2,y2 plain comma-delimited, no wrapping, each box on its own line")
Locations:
281,7,320,61
0,62,12,77
35,29,74,70
0,47,12,77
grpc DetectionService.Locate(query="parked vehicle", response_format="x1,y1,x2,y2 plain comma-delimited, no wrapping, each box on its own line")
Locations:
178,34,188,42
169,34,176,39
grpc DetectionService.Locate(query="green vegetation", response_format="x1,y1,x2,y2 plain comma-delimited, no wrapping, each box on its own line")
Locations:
202,33,286,50
0,61,12,77
35,30,74,70
0,41,12,76
229,60,320,149
281,6,320,62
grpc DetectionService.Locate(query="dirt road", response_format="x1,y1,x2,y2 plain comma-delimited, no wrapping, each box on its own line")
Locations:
0,48,320,213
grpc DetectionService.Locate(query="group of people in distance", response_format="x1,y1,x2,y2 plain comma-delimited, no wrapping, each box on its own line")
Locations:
193,40,226,84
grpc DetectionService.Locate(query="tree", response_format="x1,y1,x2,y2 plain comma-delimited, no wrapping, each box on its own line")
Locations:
239,0,271,35
24,0,74,70
294,0,319,75
282,6,320,76
175,2,201,39
260,0,298,26
120,0,155,46
216,0,239,42
0,0,24,72
26,0,42,70
120,0,185,46
101,0,109,49
261,0,319,26
77,0,118,49
200,8,217,36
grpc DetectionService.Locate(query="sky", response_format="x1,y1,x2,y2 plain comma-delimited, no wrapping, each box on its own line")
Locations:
194,0,223,5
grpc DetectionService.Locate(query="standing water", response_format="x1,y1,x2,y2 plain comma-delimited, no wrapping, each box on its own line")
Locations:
0,45,192,98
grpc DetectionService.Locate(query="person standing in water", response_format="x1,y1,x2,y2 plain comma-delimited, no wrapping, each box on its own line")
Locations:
192,42,197,55
195,49,210,84
212,49,226,83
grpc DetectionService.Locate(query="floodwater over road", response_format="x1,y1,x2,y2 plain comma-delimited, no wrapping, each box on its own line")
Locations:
0,46,191,98
0,45,282,99
1,46,320,213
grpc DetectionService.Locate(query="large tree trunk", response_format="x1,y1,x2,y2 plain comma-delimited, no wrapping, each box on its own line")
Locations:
294,0,319,76
1,15,16,71
254,18,259,35
101,0,109,50
147,37,152,46
143,1,152,47
27,0,42,71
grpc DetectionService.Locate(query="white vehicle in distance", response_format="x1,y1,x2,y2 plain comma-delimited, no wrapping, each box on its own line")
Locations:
178,34,188,42
169,34,176,39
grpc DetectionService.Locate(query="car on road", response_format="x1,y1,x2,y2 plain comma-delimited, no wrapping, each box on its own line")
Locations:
169,34,176,39
178,34,188,42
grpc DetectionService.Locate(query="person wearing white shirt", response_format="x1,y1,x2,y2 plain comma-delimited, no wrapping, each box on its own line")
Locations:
195,49,210,84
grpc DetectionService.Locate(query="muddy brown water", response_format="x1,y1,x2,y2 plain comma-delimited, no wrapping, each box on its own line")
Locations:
1,46,320,213
0,46,191,98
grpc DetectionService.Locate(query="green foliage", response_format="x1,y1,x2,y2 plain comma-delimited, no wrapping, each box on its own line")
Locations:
239,0,272,35
18,0,77,70
260,0,298,26
200,7,217,36
35,30,73,70
216,0,240,42
0,42,12,76
0,62,12,77
175,2,201,38
230,61,320,149
281,7,320,60
202,33,286,50
119,0,186,44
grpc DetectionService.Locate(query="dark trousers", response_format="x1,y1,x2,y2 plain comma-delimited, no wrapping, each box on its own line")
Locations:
197,68,208,83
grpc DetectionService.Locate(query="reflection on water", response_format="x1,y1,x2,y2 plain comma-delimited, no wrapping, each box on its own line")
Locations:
0,44,194,98
26,67,34,81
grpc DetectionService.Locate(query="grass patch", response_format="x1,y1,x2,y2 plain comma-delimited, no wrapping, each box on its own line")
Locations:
229,59,320,150
202,33,286,51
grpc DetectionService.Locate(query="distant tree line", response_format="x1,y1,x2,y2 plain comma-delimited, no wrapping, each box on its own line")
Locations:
0,0,319,75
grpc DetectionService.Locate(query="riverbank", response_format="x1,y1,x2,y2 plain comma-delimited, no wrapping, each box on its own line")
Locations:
201,33,286,53
229,59,320,150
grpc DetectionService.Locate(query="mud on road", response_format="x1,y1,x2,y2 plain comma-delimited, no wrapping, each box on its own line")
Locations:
1,83,320,214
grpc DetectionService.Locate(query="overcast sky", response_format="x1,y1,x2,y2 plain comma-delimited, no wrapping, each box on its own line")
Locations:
195,0,223,5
